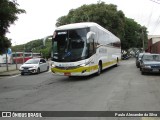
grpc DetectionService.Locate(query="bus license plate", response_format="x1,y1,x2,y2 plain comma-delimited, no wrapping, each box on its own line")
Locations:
64,72,71,76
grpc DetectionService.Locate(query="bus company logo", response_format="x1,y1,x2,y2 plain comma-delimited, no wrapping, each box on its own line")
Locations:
2,112,11,117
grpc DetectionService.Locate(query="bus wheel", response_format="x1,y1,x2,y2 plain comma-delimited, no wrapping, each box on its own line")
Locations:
96,62,102,75
115,58,119,67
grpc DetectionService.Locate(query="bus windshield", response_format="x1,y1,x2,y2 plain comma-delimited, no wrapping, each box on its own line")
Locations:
52,28,89,62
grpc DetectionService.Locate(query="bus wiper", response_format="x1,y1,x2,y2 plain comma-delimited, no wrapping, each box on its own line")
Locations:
63,51,71,58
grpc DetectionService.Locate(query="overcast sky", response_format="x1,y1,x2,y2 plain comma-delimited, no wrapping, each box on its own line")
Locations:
6,0,160,45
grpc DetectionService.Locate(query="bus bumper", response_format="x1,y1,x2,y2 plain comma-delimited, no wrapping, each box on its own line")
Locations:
51,65,98,76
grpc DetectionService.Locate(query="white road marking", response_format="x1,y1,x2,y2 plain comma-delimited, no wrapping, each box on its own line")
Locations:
7,70,51,79
8,74,20,78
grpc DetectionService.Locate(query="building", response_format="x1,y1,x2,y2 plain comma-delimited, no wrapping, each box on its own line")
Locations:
146,35,160,54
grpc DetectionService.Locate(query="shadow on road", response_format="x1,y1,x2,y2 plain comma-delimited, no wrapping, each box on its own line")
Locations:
58,65,117,82
141,73,160,76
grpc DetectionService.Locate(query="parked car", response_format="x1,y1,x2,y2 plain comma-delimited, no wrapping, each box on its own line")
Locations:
136,53,144,68
19,58,49,75
121,54,129,60
139,54,160,75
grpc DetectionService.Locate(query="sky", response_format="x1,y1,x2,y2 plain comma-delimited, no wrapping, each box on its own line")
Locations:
6,0,160,46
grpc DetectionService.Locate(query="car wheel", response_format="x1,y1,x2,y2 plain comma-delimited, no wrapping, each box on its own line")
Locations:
37,68,40,74
21,72,24,75
141,71,145,75
115,58,119,67
140,67,142,71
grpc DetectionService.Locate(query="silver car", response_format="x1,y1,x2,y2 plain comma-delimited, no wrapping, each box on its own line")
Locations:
19,58,49,75
140,54,160,75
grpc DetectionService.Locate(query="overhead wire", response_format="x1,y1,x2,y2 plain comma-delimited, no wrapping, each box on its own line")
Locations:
149,0,160,35
151,15,160,34
147,5,154,28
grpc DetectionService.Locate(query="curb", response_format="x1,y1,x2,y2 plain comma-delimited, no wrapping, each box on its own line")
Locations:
0,70,20,76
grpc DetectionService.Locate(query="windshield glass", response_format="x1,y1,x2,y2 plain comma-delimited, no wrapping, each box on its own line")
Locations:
25,59,40,64
52,28,89,62
138,53,143,58
143,55,160,61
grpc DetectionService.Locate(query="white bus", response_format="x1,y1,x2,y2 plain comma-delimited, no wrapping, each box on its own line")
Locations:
0,54,12,64
0,48,12,64
51,22,121,76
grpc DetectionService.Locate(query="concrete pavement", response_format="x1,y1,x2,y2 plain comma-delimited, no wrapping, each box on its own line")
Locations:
0,64,21,76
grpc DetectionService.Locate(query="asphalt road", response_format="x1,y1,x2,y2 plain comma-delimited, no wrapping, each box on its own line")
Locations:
0,58,160,120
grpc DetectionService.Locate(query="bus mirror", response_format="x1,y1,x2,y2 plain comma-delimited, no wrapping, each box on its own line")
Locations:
87,32,95,43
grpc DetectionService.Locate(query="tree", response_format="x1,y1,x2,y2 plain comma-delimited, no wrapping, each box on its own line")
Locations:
0,0,25,54
123,18,148,51
11,38,52,59
55,1,148,51
56,2,125,41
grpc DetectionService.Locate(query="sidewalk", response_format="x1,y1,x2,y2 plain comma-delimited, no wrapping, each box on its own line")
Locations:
0,64,21,76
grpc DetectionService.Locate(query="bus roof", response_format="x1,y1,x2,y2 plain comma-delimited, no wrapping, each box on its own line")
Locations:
55,22,119,40
56,22,97,30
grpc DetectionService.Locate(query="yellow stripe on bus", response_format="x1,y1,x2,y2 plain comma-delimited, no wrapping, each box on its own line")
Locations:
51,65,97,73
102,60,117,68
51,60,117,73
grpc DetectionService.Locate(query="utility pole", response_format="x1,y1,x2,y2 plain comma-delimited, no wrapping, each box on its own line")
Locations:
5,49,8,71
23,44,25,63
14,41,18,70
142,29,145,52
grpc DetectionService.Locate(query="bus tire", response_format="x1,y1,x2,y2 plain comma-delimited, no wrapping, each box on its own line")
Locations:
96,62,102,75
115,58,119,67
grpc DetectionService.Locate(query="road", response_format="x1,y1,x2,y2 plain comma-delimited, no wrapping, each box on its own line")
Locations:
0,59,160,120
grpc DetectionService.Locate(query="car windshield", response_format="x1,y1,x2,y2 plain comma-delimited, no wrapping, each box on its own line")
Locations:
138,53,143,58
25,59,40,64
143,55,160,61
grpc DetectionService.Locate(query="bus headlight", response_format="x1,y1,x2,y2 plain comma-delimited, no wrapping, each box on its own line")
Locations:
51,63,55,68
79,61,90,67
79,63,86,67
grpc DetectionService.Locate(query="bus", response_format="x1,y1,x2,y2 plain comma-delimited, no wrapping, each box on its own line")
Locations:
51,22,121,76
0,54,12,64
12,52,41,64
0,48,12,64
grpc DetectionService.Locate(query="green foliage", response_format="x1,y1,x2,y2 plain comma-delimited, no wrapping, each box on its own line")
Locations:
56,1,148,51
0,0,25,54
11,39,52,59
56,2,125,42
0,36,11,54
40,39,52,59
123,18,148,50
41,47,51,59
